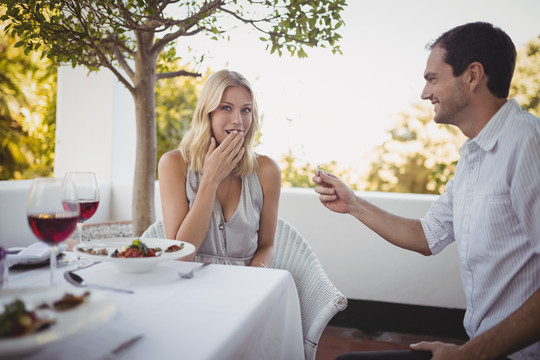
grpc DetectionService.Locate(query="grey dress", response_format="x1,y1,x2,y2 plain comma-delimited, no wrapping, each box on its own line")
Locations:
186,167,263,265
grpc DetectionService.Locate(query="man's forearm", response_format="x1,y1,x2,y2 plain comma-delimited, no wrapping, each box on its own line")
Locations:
349,196,431,256
462,286,540,359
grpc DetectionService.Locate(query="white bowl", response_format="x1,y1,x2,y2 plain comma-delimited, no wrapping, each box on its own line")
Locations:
74,237,195,274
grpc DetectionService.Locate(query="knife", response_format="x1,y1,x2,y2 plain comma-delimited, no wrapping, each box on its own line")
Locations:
102,334,143,359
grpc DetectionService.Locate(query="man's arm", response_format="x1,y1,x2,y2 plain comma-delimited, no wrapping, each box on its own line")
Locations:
313,169,431,255
411,286,540,360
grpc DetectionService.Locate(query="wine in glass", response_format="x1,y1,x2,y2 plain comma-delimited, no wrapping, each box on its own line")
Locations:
27,177,79,286
64,172,100,264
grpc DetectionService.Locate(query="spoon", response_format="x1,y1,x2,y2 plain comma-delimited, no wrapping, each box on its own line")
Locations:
178,262,211,279
63,271,134,294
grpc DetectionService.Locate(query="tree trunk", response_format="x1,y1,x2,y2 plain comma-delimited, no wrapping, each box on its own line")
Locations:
131,52,157,236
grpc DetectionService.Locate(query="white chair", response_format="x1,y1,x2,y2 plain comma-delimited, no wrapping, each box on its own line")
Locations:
81,221,133,241
272,218,347,360
141,218,348,360
141,219,165,238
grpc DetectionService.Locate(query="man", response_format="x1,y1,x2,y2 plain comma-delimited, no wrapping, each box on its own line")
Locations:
313,22,540,360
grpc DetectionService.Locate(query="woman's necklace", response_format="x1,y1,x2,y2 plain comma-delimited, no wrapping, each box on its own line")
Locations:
223,174,232,213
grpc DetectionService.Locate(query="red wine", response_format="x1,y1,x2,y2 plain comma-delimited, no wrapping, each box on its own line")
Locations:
28,214,78,245
79,200,99,222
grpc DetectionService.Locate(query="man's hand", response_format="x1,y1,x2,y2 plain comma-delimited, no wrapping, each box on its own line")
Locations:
312,169,356,214
411,341,468,360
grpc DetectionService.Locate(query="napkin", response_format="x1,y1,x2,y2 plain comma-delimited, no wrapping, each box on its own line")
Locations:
7,242,68,268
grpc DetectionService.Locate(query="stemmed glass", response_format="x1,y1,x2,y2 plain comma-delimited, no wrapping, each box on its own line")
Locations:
27,178,79,286
64,172,100,265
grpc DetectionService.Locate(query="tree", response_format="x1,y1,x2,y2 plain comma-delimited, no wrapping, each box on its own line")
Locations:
510,35,540,117
0,7,56,180
279,149,361,189
364,102,465,195
1,0,346,235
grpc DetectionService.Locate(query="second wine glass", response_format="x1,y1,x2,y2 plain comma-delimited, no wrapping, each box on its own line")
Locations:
65,172,100,262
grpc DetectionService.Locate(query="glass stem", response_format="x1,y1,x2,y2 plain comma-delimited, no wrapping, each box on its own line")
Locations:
50,244,58,286
77,222,84,245
76,222,84,267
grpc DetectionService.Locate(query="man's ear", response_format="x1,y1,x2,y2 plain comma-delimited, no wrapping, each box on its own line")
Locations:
467,62,486,92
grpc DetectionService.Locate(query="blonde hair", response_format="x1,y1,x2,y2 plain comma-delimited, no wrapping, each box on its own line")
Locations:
179,69,260,177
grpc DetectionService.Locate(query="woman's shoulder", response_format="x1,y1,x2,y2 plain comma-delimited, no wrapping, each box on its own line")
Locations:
158,149,188,175
255,154,281,185
256,154,280,174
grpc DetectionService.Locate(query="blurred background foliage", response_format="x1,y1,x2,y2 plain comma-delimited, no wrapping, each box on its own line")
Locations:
362,102,465,195
0,10,56,180
155,69,208,176
2,10,538,196
510,35,540,117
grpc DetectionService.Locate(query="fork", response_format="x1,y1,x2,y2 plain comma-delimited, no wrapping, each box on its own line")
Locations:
178,262,211,279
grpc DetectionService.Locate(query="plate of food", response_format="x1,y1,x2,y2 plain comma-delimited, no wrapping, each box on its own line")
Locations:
74,237,195,274
0,287,116,357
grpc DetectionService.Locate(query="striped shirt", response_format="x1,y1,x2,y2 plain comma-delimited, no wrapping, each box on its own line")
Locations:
421,99,540,360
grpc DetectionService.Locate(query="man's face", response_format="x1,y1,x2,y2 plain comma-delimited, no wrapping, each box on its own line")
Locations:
421,46,471,127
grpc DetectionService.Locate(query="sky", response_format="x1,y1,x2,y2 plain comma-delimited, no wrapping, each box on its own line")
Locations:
177,0,540,174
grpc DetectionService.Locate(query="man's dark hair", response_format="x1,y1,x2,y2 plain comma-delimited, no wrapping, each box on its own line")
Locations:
428,22,516,98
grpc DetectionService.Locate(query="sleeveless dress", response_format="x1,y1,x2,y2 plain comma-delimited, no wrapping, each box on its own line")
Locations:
186,167,263,265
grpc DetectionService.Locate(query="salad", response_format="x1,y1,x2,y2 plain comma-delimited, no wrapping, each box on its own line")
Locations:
78,239,184,258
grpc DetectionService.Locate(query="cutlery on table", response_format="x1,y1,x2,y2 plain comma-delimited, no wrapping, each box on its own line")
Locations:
63,270,134,294
101,334,143,359
178,262,211,279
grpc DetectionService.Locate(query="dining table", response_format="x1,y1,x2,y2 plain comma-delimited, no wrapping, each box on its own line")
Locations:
3,251,305,360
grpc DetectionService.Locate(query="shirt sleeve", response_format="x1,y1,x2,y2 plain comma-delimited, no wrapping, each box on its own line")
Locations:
420,178,456,255
510,125,540,255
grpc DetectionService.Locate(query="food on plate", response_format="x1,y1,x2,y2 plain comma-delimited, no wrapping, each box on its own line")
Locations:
0,299,55,338
0,291,92,338
39,291,91,311
112,239,156,258
80,239,185,259
79,247,109,256
164,244,183,253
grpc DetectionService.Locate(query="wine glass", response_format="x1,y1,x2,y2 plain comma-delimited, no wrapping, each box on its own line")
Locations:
27,178,79,286
64,172,100,265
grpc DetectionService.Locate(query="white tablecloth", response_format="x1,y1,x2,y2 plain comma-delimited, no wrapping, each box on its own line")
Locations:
4,255,304,360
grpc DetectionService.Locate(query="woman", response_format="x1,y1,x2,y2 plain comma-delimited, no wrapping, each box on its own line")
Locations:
158,69,281,266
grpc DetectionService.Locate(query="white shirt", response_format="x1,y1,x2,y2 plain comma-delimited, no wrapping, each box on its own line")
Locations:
421,99,540,360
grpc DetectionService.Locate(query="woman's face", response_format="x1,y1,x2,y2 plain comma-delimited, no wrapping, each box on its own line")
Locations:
210,86,253,144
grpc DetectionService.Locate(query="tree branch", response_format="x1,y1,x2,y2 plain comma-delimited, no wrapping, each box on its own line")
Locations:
62,1,135,93
218,5,320,48
151,0,224,54
114,45,135,81
96,52,135,94
156,69,201,80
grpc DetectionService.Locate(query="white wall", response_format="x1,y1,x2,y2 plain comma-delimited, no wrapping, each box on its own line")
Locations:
279,188,465,309
0,180,112,248
54,66,136,221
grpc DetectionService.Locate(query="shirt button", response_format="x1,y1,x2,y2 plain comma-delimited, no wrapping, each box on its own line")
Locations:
219,224,224,230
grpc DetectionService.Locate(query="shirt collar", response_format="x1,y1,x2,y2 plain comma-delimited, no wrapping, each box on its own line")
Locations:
460,99,520,154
